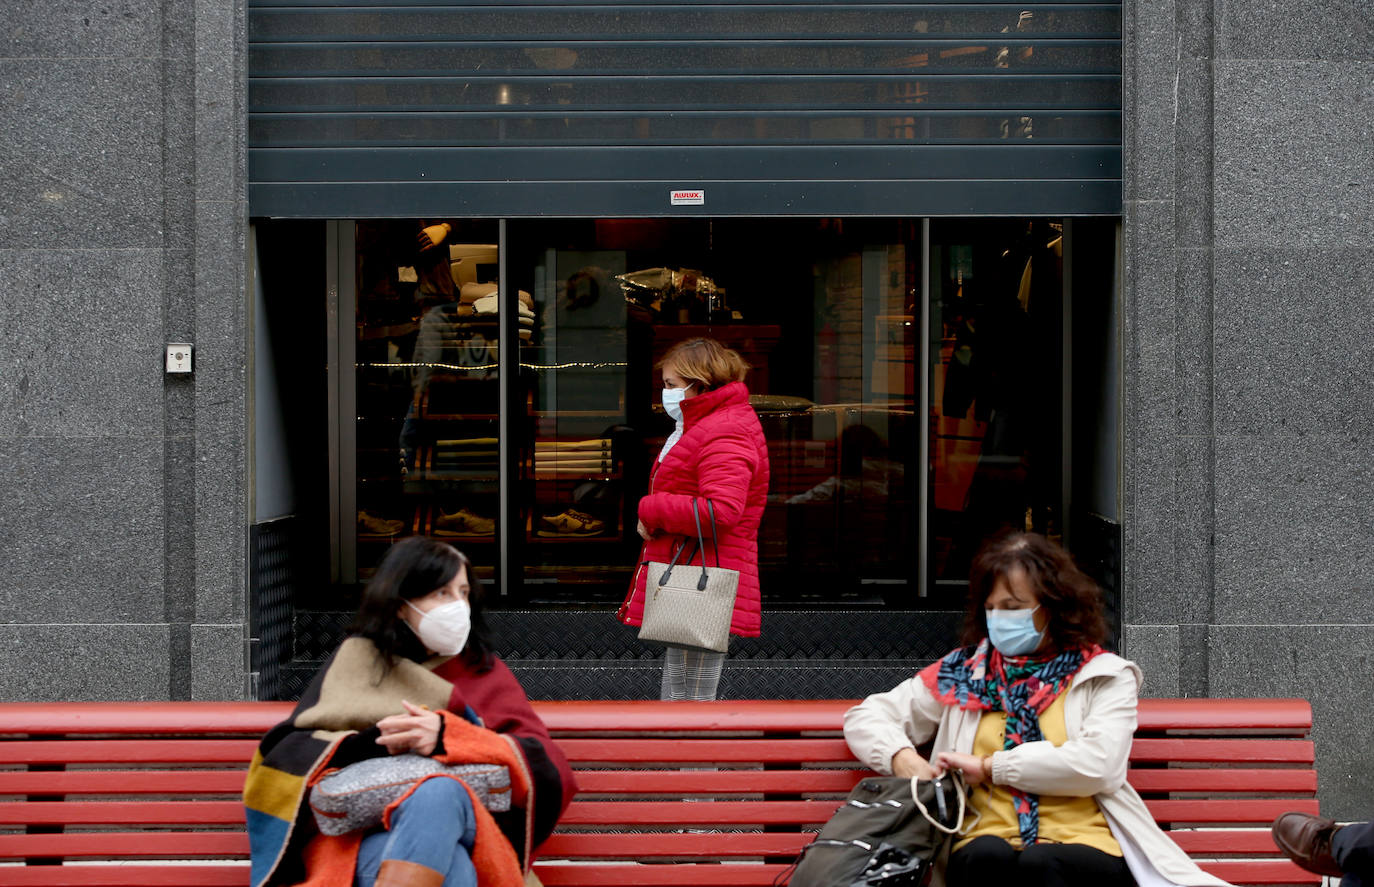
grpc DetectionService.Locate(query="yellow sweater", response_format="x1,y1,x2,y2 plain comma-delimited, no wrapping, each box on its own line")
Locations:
954,688,1121,856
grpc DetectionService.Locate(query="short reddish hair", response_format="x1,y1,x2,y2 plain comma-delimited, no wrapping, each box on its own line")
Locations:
656,337,750,391
960,530,1110,651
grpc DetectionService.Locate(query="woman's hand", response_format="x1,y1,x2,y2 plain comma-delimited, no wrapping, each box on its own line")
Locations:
637,519,654,541
934,750,992,785
376,700,442,756
891,747,940,780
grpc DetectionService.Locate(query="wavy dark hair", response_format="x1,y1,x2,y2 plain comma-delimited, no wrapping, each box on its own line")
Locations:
349,536,494,673
960,530,1110,652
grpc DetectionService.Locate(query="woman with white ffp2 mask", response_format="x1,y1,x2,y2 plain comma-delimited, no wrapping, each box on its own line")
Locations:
244,537,576,887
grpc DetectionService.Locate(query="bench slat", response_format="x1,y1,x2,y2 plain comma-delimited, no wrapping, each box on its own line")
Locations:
0,861,1319,887
0,739,260,765
569,770,862,793
531,699,1314,734
1146,799,1320,823
0,770,246,794
560,800,838,826
540,832,812,857
0,699,1313,738
1127,769,1317,793
0,832,249,859
1200,860,1322,885
556,738,853,763
1169,830,1286,854
567,768,1317,795
0,800,246,825
1129,738,1315,764
0,866,251,887
559,737,1316,765
533,860,1321,887
0,766,1316,798
534,863,793,886
538,829,1296,859
0,703,292,737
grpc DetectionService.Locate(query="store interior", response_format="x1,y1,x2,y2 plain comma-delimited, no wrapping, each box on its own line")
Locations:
252,216,1118,619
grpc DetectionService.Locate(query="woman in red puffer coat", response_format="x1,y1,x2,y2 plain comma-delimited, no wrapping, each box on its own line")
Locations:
617,337,770,700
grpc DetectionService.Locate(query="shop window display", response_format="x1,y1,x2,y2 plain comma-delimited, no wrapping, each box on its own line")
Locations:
345,218,1074,609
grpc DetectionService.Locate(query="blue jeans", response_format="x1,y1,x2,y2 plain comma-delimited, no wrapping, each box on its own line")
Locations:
354,777,477,887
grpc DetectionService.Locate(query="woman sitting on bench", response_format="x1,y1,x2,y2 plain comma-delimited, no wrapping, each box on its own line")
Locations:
244,537,575,887
844,531,1230,887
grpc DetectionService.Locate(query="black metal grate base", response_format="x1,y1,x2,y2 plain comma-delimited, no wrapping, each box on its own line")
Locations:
249,518,300,701
280,608,958,701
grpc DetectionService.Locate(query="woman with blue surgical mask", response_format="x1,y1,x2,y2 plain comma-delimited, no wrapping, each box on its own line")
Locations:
844,531,1233,887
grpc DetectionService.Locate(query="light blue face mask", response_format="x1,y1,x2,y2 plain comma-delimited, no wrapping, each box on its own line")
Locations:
661,385,691,421
985,606,1045,656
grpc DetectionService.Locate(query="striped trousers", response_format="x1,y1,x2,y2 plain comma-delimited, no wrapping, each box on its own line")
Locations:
659,645,728,701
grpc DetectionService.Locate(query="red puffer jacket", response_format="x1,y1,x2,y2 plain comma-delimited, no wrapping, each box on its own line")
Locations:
618,381,770,637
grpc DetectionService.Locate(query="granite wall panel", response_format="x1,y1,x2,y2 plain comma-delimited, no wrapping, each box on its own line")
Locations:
0,624,170,700
1,0,163,58
0,59,164,250
1214,0,1373,62
1213,248,1374,436
0,249,164,439
191,624,248,700
1209,625,1374,820
1121,624,1181,697
1214,60,1374,249
1214,434,1374,625
0,438,165,623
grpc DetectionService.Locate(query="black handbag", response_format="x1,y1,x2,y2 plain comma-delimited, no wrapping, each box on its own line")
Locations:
780,773,969,887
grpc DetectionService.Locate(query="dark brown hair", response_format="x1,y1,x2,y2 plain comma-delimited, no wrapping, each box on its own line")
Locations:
350,536,494,673
960,530,1109,651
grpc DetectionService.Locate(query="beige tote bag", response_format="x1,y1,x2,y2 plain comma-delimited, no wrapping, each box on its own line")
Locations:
639,498,739,653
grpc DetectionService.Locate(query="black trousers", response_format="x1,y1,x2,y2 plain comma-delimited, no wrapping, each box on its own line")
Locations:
947,835,1136,887
1335,820,1374,887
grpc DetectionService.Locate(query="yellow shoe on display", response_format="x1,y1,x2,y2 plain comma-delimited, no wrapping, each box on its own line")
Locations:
358,510,405,536
537,509,606,537
434,508,495,537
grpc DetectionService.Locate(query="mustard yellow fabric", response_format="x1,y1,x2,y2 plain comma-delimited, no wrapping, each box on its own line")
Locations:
954,687,1122,856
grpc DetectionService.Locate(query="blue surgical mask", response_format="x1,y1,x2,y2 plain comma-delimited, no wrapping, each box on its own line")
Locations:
985,606,1045,656
661,386,691,421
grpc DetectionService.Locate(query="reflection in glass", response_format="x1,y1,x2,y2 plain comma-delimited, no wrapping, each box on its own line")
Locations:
928,220,1064,590
354,220,502,585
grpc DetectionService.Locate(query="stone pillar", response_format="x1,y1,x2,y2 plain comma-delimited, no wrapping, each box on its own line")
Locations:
0,0,248,700
1122,0,1374,818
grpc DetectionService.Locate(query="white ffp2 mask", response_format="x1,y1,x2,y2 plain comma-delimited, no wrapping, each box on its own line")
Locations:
406,598,471,656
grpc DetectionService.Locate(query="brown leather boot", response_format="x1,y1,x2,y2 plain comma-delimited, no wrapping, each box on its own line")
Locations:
374,859,446,887
1271,811,1345,877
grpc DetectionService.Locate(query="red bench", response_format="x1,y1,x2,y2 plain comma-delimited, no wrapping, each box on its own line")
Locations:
0,699,1318,886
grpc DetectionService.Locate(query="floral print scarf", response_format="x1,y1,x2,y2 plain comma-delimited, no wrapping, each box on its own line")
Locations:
919,638,1102,845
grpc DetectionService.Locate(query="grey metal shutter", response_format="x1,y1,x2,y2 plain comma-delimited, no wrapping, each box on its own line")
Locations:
249,1,1121,217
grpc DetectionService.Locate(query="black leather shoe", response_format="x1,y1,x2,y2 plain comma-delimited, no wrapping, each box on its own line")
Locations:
1271,811,1344,877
